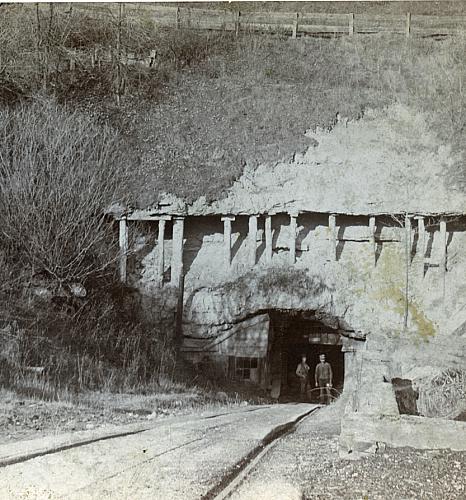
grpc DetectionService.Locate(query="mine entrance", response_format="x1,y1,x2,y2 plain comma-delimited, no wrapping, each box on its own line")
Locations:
268,310,345,402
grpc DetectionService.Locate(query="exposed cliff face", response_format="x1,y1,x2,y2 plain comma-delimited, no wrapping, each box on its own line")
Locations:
127,103,466,413
180,215,466,339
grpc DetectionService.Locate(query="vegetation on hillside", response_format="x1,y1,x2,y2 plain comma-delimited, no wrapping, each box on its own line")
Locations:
1,4,465,204
0,98,178,401
0,99,130,285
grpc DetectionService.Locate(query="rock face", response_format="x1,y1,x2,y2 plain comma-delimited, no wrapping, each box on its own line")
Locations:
125,104,466,443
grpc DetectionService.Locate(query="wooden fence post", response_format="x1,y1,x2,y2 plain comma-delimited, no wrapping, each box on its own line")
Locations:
349,13,354,35
148,49,156,68
69,50,76,71
292,12,299,39
176,6,181,29
235,11,241,36
406,12,411,38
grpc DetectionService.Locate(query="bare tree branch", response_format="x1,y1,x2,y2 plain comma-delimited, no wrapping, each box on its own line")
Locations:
0,98,130,285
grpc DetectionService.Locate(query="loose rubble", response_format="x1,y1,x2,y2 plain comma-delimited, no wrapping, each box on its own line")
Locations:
231,405,466,500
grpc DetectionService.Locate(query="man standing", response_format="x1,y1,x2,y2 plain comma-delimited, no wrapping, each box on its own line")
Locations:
315,353,333,404
296,354,310,399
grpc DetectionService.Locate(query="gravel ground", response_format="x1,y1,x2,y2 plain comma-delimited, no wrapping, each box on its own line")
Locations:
0,390,237,446
231,404,466,500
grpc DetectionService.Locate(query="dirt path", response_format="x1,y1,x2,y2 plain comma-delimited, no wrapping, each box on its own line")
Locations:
0,403,316,500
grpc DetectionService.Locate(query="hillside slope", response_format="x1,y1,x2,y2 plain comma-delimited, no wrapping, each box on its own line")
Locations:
123,34,466,207
1,4,465,207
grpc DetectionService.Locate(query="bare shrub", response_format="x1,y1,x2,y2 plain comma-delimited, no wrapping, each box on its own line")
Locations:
0,97,129,285
0,288,178,396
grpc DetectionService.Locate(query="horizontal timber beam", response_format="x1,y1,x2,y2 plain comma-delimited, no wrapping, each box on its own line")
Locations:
114,211,466,221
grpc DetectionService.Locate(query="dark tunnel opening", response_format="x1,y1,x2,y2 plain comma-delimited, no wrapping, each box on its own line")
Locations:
268,310,345,403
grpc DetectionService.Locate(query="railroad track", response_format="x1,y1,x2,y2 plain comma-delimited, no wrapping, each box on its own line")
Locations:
204,405,321,500
0,403,320,499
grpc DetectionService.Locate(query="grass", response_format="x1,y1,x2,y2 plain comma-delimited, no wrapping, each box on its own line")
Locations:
0,289,269,443
0,383,262,445
417,369,466,419
124,32,466,205
2,5,466,204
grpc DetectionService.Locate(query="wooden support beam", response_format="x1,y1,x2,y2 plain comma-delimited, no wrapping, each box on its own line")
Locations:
119,218,128,283
125,213,172,221
171,217,185,287
403,215,412,330
265,215,273,264
404,214,412,266
415,216,425,277
221,216,235,268
440,218,447,299
248,215,258,267
289,213,298,264
156,219,166,286
369,216,376,265
328,214,337,261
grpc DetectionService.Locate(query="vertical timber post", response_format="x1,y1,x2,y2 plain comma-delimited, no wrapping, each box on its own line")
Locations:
403,214,412,330
292,12,299,39
171,216,185,347
328,214,337,261
248,215,258,267
369,216,376,266
289,213,298,264
221,216,235,268
349,13,354,35
119,218,128,283
416,216,425,278
176,6,181,29
406,12,411,38
156,218,166,286
265,214,273,264
171,216,185,286
440,217,447,301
